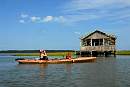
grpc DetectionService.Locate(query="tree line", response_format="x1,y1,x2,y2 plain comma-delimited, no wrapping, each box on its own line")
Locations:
0,50,75,53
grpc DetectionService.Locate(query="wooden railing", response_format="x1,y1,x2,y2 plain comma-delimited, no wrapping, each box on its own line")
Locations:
80,45,115,51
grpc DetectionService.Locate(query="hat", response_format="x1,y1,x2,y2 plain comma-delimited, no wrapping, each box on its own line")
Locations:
40,49,44,52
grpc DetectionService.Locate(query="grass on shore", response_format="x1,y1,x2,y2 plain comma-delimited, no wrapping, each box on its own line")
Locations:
14,52,75,56
116,50,130,55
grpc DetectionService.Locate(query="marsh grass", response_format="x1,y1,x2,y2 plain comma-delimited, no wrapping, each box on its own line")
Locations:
14,52,75,56
116,50,130,55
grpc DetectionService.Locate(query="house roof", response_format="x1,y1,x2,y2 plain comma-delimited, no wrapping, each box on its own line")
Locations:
80,30,116,40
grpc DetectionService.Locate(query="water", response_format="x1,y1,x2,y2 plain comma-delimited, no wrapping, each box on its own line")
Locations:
0,56,130,87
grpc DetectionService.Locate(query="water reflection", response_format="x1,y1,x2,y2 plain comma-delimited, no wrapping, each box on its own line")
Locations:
89,57,117,87
15,64,47,82
65,64,72,79
38,64,48,78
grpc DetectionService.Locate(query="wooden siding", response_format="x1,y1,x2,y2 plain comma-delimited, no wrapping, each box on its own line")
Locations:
80,45,115,51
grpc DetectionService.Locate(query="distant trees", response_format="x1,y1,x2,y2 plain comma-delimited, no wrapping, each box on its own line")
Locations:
0,50,75,53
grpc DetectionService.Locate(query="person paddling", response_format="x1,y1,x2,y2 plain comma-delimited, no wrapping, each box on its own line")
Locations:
39,50,48,60
66,52,72,59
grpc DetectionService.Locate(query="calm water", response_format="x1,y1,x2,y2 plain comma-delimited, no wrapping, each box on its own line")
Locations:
0,56,130,87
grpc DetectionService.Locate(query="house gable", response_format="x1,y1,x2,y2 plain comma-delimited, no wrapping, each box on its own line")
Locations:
81,30,115,40
85,32,108,39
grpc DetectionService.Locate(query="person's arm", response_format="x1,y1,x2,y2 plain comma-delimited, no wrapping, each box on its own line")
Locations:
44,52,47,56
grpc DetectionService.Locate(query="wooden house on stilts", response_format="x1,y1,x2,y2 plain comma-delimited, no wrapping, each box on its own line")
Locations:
80,30,116,57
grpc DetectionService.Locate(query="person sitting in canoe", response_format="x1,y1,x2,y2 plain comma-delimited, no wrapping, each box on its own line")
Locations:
66,52,72,59
39,50,48,60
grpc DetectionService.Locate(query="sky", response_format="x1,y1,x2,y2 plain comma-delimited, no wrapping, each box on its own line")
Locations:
0,0,130,50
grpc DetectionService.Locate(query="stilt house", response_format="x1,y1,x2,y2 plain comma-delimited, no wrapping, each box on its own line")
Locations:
80,30,116,57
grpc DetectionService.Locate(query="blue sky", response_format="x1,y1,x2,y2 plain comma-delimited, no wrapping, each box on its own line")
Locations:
0,0,130,50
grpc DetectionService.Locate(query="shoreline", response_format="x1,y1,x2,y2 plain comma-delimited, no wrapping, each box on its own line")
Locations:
0,52,75,56
0,50,130,56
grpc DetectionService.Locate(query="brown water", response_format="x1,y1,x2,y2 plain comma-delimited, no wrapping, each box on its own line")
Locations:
0,56,130,87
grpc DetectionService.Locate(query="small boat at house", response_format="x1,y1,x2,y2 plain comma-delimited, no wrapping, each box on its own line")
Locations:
15,57,96,64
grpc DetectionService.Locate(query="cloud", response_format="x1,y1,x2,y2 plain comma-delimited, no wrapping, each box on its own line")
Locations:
19,19,25,23
43,16,53,22
19,14,67,24
30,16,41,22
20,14,28,18
62,0,130,23
54,16,66,23
42,16,67,23
74,31,81,35
18,1,130,24
64,0,130,11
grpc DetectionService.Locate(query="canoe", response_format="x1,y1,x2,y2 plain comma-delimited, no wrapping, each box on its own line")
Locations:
15,57,96,64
